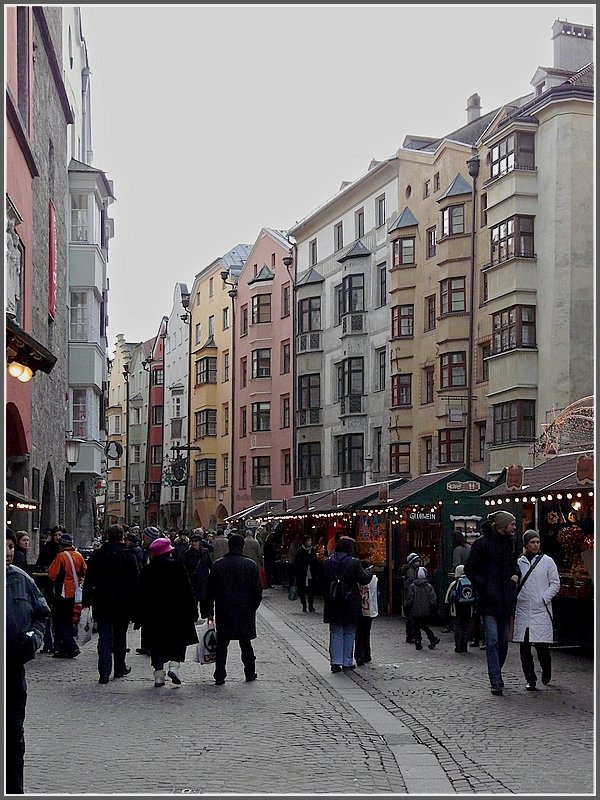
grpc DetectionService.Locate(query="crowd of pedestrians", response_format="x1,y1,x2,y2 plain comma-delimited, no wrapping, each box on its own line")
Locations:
6,512,564,794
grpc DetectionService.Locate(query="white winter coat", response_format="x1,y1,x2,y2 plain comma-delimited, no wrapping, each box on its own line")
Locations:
513,553,560,643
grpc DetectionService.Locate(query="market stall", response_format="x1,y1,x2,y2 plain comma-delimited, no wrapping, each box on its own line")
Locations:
481,451,594,648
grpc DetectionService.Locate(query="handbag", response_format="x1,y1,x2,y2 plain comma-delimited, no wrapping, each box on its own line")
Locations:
63,550,83,603
77,606,93,646
192,620,217,664
288,584,299,601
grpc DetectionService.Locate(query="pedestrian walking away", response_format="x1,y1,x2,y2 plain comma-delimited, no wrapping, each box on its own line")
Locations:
444,564,475,653
34,525,64,654
401,553,422,643
514,529,560,691
464,510,520,696
47,533,87,659
322,535,373,672
406,567,440,651
355,564,378,666
205,533,263,685
81,524,140,684
295,534,319,612
133,537,199,688
182,532,213,619
5,529,51,795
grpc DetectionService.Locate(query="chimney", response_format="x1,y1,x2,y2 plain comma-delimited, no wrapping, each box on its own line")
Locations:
552,19,594,72
466,93,481,124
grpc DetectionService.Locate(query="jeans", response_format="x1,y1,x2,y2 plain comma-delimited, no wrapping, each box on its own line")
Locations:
6,663,27,794
519,628,551,685
329,622,356,667
96,617,129,678
482,613,510,686
213,637,256,682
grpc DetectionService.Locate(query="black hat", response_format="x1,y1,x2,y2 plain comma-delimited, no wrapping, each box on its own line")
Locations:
125,531,139,545
60,533,73,546
190,532,202,542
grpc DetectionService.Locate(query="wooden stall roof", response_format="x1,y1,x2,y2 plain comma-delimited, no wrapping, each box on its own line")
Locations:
482,452,593,498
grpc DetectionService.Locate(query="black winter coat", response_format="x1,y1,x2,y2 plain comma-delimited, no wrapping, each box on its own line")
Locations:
181,545,212,604
322,553,372,625
295,545,319,588
134,555,199,652
464,524,519,618
81,542,139,621
205,552,262,640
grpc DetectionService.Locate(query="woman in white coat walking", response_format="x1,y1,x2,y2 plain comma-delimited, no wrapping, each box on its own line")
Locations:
514,529,560,691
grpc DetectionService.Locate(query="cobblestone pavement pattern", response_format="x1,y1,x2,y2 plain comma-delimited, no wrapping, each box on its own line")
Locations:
23,585,594,795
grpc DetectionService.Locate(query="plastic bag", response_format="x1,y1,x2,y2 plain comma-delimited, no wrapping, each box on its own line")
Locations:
77,606,93,646
192,620,217,664
288,584,298,601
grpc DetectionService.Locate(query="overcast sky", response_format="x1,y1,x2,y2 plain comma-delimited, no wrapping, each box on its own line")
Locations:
79,4,595,350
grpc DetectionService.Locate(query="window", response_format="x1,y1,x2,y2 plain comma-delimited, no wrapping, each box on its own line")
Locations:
109,481,121,503
490,132,535,178
152,368,164,386
240,406,247,437
239,457,247,489
309,239,318,265
337,434,364,475
440,277,466,314
196,409,217,438
70,292,88,340
424,295,436,331
298,297,321,332
72,388,87,438
172,397,181,418
376,194,386,227
222,307,230,330
334,221,344,251
240,305,248,336
252,456,271,486
481,271,489,305
252,294,271,324
223,404,229,436
196,459,217,487
130,406,141,425
337,358,364,398
442,205,464,236
480,193,488,228
375,348,386,392
440,352,466,388
209,277,214,297
478,423,487,461
377,263,387,307
439,429,464,464
131,444,141,464
223,352,229,382
423,437,433,473
223,454,229,486
433,172,440,192
423,367,435,404
298,374,320,409
334,285,343,326
426,227,437,259
479,342,491,382
298,442,320,478
342,274,364,313
355,208,365,239
196,357,217,384
151,405,163,426
195,322,202,344
391,374,412,407
251,348,271,378
492,306,536,353
390,442,410,474
282,451,291,484
424,180,431,198
281,341,290,374
392,237,415,267
281,284,290,317
251,402,271,432
240,357,247,388
70,192,100,244
151,444,163,465
373,428,382,473
493,400,536,444
391,305,414,338
281,395,290,428
490,216,534,264
208,316,215,337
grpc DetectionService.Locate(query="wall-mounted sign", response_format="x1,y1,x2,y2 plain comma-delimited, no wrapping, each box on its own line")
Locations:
447,481,481,492
408,510,438,522
378,483,389,503
105,441,123,461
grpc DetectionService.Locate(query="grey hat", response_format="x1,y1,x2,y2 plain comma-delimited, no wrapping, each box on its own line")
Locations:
407,552,420,565
143,526,160,541
523,529,540,546
487,510,516,531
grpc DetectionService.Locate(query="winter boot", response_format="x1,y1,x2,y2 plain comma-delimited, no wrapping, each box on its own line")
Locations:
167,662,182,685
153,669,166,688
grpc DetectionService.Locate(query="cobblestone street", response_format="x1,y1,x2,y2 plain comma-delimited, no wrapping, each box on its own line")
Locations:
23,586,594,796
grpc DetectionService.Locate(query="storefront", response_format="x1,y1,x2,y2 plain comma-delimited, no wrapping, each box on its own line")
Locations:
482,451,594,648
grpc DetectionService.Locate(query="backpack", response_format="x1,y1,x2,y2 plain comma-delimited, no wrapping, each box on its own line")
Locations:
329,576,348,601
450,575,475,604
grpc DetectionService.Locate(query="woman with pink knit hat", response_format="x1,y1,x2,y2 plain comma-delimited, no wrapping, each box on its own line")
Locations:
133,537,198,687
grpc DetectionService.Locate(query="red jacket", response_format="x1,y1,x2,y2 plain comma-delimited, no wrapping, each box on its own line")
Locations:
48,547,87,599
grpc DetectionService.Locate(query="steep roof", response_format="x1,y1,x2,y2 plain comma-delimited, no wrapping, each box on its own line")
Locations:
388,207,419,233
437,173,472,202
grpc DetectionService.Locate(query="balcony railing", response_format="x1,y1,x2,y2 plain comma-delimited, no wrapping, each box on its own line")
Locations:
297,408,322,426
341,312,365,334
297,332,321,353
340,395,363,415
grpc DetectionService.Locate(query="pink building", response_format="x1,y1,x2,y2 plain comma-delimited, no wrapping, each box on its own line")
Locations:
233,229,294,512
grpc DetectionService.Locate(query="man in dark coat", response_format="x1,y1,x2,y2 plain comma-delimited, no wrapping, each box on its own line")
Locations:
464,510,520,696
82,524,139,683
34,525,63,653
205,533,262,685
181,532,213,618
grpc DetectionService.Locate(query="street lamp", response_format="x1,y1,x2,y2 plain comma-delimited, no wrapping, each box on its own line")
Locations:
465,151,480,472
220,269,238,515
123,362,131,525
65,436,84,467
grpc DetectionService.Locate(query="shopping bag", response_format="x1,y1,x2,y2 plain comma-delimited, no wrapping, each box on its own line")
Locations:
72,601,82,625
77,606,93,646
259,566,269,589
192,620,217,665
288,584,298,601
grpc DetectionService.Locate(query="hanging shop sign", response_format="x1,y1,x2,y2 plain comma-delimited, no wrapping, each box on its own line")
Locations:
408,509,439,522
446,480,481,492
576,453,594,486
506,464,524,491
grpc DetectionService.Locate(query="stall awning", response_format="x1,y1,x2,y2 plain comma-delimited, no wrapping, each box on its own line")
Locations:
262,491,335,519
6,488,39,511
225,500,285,523
360,468,493,510
306,480,407,515
481,451,594,499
